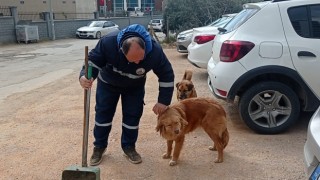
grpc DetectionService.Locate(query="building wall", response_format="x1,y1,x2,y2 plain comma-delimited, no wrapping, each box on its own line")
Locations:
0,0,96,14
0,15,162,45
0,17,16,44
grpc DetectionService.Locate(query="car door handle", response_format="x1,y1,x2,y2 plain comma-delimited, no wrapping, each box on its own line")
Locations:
297,51,316,57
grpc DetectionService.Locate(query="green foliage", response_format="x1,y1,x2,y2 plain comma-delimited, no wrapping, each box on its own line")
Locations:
163,0,263,34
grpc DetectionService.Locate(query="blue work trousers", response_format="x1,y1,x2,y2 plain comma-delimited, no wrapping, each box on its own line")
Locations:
93,78,145,150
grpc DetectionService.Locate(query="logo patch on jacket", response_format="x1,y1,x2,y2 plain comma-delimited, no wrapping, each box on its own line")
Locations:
136,68,145,75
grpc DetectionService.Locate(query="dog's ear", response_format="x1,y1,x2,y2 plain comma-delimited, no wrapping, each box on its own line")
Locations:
156,117,163,132
183,70,193,81
175,82,180,88
187,83,194,91
180,117,188,127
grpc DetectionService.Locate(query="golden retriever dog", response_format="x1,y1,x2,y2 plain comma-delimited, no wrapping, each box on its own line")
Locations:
156,98,229,166
175,69,197,101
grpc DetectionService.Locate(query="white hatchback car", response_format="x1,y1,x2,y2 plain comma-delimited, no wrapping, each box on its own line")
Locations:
148,19,163,32
76,21,119,39
207,0,320,134
187,13,237,68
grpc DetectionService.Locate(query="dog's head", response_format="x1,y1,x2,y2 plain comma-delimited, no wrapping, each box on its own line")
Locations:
156,107,188,140
176,80,195,101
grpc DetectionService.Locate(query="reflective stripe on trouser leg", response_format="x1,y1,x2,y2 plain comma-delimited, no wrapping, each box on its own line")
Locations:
93,79,120,148
121,86,145,149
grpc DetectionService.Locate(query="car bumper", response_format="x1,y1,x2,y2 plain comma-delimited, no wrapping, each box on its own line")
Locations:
207,57,246,100
76,32,95,38
187,41,213,69
176,40,190,53
304,106,320,179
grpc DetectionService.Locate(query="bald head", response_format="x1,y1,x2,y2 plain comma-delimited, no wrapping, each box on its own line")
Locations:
121,37,145,64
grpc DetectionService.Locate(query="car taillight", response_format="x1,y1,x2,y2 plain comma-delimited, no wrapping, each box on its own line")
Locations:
220,40,255,62
194,35,215,44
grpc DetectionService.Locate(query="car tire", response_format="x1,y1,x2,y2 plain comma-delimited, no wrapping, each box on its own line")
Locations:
239,81,300,134
96,31,101,39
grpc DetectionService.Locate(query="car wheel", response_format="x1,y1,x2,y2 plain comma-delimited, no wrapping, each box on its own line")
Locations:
96,31,101,39
239,81,300,134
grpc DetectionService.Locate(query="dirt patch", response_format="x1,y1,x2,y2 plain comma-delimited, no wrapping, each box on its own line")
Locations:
0,48,308,180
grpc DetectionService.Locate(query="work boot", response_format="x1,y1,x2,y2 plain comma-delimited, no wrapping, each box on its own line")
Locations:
123,146,142,164
90,147,106,166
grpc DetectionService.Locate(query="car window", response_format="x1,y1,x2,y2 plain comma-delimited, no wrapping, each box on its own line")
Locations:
104,22,114,27
223,8,258,33
288,4,320,39
88,21,103,27
213,16,234,28
152,20,161,23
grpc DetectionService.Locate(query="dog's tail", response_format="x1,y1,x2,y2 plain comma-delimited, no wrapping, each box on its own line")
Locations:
222,128,229,149
182,69,193,81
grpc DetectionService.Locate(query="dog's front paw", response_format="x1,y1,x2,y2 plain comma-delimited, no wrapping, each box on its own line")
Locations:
209,145,217,151
169,160,177,166
162,153,171,159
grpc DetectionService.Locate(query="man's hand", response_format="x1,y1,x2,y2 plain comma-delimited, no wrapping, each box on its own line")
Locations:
152,103,168,115
79,75,94,89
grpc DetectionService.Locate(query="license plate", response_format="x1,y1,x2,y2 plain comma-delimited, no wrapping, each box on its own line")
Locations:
310,164,320,180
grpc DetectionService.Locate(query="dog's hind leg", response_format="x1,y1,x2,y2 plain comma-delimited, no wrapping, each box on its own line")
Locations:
162,140,173,159
203,128,224,163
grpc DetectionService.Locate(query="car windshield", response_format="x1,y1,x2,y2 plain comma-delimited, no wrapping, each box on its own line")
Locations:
87,21,104,27
223,8,258,33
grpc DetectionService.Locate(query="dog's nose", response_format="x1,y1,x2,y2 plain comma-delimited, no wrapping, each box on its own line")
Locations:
174,129,180,134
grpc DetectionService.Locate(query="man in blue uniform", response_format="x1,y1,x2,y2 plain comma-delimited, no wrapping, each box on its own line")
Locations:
79,24,174,165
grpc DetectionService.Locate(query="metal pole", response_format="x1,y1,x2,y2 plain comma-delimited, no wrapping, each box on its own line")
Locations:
113,0,116,17
49,0,55,40
104,0,107,18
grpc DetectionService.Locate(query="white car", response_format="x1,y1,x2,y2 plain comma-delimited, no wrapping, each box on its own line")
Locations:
207,0,320,134
304,106,320,180
187,13,237,68
148,19,163,32
76,21,119,39
176,16,234,53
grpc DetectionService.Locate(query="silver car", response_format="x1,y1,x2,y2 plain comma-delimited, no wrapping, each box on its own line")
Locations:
176,14,236,53
76,21,119,39
304,106,320,179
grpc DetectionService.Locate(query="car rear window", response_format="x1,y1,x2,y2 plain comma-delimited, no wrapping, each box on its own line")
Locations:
152,20,161,23
223,8,258,33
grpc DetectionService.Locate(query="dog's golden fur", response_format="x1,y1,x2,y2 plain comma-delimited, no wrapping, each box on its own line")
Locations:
156,97,229,166
176,69,197,101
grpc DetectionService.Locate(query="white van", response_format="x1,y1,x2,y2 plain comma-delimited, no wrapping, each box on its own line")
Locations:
127,7,144,17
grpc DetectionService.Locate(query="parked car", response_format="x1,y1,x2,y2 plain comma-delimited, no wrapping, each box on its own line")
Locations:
148,19,163,32
187,13,237,68
76,21,119,39
304,106,320,180
207,0,320,134
176,15,233,54
127,7,144,16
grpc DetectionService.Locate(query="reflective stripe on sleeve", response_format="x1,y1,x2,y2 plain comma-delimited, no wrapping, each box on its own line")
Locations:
88,61,102,71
